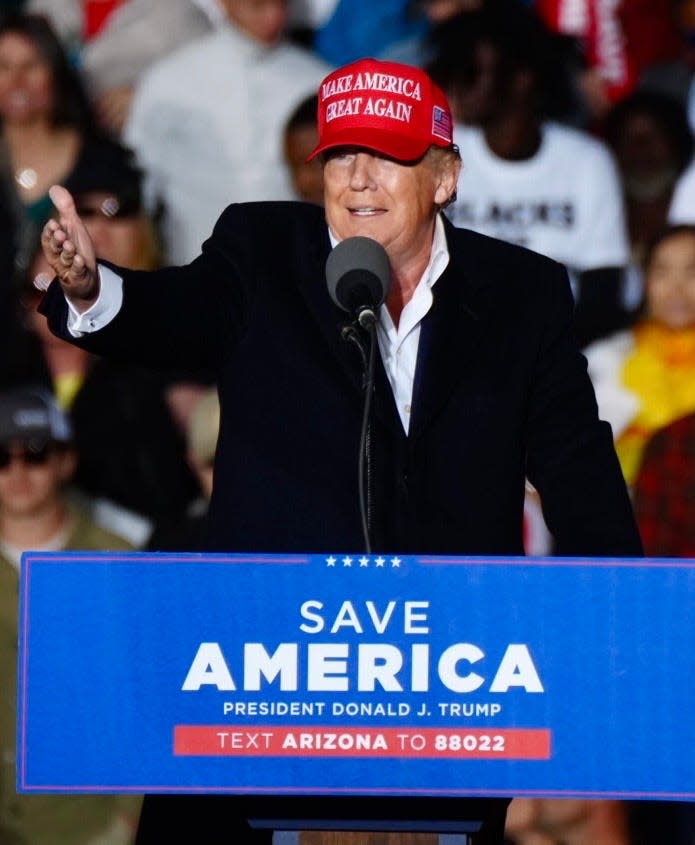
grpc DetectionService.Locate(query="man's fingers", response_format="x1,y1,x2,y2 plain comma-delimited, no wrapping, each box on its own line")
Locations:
71,255,87,276
42,218,59,236
41,219,61,251
42,220,66,254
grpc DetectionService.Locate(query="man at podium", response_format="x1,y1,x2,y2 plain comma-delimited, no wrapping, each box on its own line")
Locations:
37,55,642,844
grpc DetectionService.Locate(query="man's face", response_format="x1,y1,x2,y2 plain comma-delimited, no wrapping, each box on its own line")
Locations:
0,441,73,519
322,147,460,268
219,0,288,46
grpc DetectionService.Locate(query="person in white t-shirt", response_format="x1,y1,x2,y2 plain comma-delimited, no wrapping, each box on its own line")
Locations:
427,4,633,347
122,0,330,265
448,123,628,275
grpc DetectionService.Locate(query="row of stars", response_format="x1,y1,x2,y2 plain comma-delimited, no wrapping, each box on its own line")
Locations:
325,555,402,568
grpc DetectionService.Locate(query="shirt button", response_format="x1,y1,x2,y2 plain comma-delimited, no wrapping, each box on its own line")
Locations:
404,404,411,414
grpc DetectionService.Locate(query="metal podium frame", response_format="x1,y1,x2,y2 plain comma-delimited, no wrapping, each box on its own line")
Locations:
244,795,499,843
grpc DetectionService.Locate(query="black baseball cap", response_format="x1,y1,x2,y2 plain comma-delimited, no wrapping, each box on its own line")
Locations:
0,386,71,445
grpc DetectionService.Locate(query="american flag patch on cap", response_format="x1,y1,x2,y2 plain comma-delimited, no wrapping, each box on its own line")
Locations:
432,105,452,142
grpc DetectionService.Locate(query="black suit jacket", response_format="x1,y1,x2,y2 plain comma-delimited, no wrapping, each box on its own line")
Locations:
40,201,643,841
41,200,642,559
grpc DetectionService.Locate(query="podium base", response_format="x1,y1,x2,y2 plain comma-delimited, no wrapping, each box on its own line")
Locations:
135,794,510,845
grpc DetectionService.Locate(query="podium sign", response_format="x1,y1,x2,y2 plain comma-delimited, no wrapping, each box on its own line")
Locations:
16,552,695,800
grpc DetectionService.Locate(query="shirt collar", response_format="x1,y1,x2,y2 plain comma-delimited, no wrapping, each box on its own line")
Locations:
426,213,450,289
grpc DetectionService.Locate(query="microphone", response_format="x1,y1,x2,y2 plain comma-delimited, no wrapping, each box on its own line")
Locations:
325,236,391,329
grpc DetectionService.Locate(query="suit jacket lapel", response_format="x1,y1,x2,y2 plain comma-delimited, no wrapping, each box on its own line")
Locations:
408,223,492,440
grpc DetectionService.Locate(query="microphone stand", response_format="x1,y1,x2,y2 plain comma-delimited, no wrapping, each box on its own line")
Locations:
341,310,379,553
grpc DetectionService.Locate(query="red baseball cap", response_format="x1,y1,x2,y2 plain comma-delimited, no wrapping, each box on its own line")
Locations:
307,57,454,163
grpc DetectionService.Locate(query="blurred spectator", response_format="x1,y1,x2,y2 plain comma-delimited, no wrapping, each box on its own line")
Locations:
0,171,51,392
421,0,484,19
426,0,579,124
0,384,142,845
0,11,109,287
183,387,219,502
534,0,684,126
0,283,50,392
680,0,695,134
312,0,429,66
288,0,338,26
637,0,695,116
62,138,161,268
632,410,695,557
17,140,161,411
505,798,630,845
584,224,695,487
21,141,204,546
25,0,124,54
504,798,695,845
668,147,695,225
282,92,323,206
429,5,633,346
123,0,330,265
147,387,220,551
0,170,21,344
383,0,490,67
27,0,225,137
22,245,91,410
64,143,205,545
603,90,693,268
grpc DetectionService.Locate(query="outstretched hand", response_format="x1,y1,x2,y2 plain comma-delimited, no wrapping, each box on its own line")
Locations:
41,185,99,305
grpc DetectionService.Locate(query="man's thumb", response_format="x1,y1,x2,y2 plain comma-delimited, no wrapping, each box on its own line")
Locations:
48,185,76,217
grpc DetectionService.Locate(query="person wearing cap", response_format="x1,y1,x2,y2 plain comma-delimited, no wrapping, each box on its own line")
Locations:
37,57,642,843
0,385,143,844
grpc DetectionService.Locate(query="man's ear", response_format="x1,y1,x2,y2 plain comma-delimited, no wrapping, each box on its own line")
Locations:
434,157,461,207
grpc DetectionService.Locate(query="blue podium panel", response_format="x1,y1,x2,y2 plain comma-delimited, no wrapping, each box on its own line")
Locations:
16,552,695,800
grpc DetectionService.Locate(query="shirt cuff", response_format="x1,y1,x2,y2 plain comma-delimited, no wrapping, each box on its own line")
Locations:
67,264,124,336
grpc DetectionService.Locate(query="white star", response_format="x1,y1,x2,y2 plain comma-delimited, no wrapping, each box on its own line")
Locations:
342,556,353,567
326,556,336,567
391,556,402,568
375,556,385,567
359,556,369,567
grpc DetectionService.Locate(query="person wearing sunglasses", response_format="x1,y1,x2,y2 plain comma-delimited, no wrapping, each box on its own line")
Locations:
0,384,143,845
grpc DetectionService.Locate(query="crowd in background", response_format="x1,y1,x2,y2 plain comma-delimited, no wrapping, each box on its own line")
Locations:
1,1,695,843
